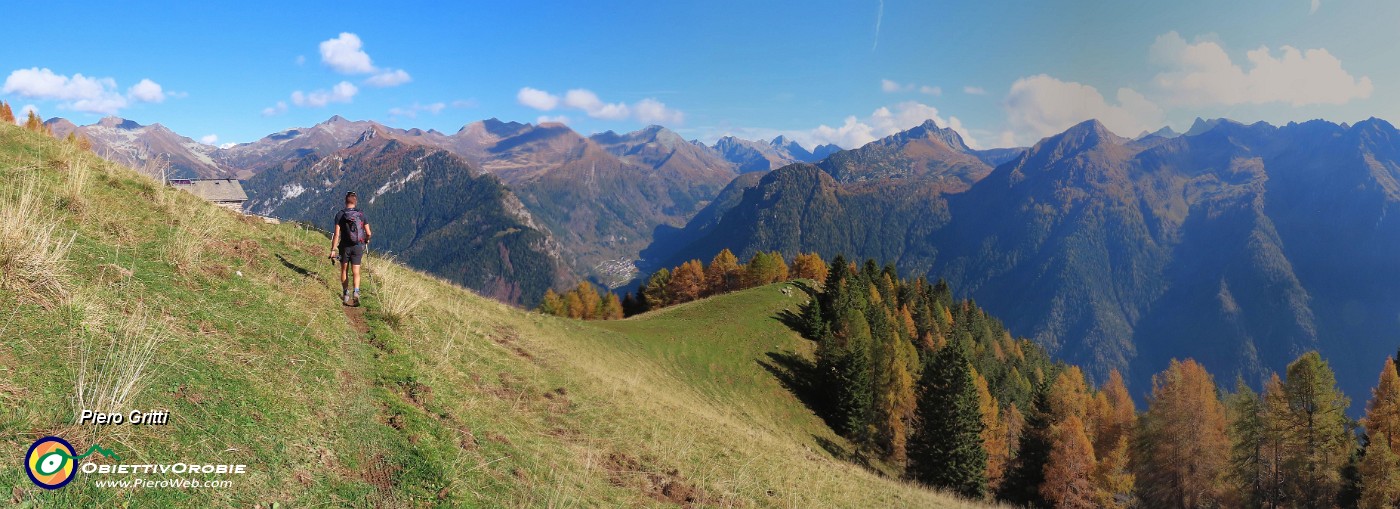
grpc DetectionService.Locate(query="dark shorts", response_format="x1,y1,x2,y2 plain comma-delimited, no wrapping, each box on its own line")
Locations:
338,244,365,266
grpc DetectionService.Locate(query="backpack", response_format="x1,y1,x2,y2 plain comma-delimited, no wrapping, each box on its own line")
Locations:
342,209,367,245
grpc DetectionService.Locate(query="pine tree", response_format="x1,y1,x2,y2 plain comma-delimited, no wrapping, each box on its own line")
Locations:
1134,359,1228,508
1361,432,1400,509
1042,414,1097,509
907,337,987,499
641,268,672,310
1279,351,1353,507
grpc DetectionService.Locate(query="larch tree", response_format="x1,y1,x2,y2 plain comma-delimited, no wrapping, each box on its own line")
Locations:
1361,432,1400,509
24,110,45,132
704,249,743,295
1365,357,1400,453
575,282,601,320
791,252,829,283
1042,414,1097,509
1225,378,1268,509
598,293,623,320
1090,370,1135,508
1134,359,1228,509
537,289,564,316
907,337,987,499
667,260,706,303
974,369,1011,491
0,101,14,124
1279,351,1353,507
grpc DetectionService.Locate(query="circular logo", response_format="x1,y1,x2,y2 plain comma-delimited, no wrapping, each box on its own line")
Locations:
25,436,77,490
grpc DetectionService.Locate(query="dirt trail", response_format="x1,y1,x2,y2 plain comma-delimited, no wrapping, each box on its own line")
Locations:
342,304,369,335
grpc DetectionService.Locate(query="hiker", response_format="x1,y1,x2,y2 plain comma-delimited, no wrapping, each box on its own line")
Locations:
329,191,372,306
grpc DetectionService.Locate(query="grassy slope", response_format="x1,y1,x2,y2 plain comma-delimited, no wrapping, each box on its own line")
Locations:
0,125,985,508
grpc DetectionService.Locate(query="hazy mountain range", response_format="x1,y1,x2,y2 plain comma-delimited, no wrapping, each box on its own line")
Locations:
50,110,1400,406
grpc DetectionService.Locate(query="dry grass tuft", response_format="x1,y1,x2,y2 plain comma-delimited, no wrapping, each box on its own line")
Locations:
368,257,429,328
0,176,75,304
73,300,168,419
57,141,94,213
165,208,223,273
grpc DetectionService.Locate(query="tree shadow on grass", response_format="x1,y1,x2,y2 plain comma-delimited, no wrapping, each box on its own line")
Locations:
758,351,844,433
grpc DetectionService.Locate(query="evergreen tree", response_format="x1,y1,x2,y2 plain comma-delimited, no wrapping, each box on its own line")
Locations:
641,268,672,310
907,337,988,499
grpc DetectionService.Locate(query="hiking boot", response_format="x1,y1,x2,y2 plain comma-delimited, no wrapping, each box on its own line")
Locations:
343,291,352,306
352,289,361,307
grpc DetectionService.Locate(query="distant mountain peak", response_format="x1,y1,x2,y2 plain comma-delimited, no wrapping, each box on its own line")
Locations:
1183,117,1247,137
96,116,142,129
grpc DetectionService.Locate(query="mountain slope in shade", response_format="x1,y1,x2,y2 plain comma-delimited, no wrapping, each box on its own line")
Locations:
656,117,1400,407
46,116,226,178
243,128,568,305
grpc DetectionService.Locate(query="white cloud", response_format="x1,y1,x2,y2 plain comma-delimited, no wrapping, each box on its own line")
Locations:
563,89,630,120
1310,0,1320,14
290,81,358,108
366,69,411,88
1148,31,1372,107
200,134,218,145
218,142,236,149
295,55,306,65
879,79,912,92
964,86,987,95
536,115,569,125
319,33,375,74
633,98,684,125
127,78,166,103
1003,74,1163,146
519,87,682,124
17,104,38,124
807,101,981,149
517,87,560,110
2,67,130,114
882,79,941,97
262,101,288,116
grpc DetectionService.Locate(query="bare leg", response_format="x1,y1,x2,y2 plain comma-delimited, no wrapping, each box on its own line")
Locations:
340,261,350,292
352,264,361,291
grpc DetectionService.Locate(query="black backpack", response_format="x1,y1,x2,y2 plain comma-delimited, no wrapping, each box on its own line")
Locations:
342,209,367,245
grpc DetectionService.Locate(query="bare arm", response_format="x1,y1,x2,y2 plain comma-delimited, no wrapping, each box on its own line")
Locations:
329,220,340,256
364,223,372,244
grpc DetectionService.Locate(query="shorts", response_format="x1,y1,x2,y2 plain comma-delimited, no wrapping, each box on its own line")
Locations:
338,244,365,265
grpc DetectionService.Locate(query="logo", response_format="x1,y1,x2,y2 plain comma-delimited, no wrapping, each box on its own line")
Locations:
24,436,120,490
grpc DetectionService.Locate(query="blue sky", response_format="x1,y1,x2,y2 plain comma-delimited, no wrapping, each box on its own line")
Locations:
2,1,1395,149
